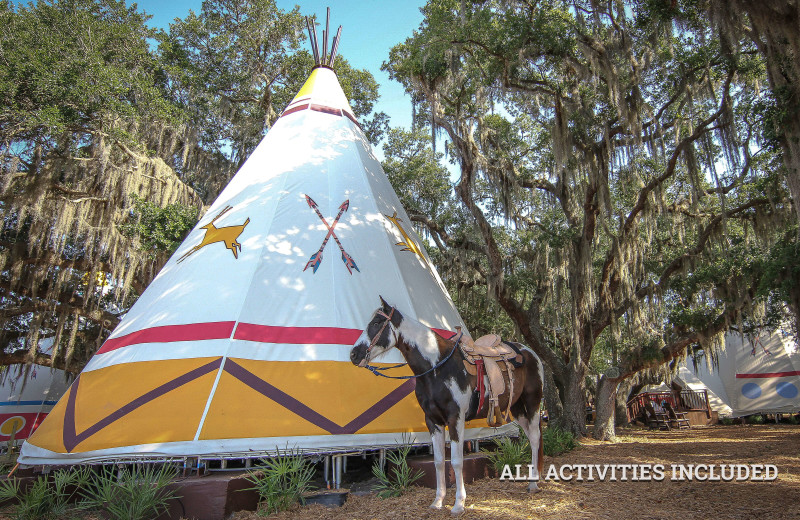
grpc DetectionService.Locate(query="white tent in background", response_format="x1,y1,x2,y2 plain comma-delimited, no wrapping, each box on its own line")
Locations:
673,366,733,417
20,14,509,466
0,339,70,444
685,327,800,417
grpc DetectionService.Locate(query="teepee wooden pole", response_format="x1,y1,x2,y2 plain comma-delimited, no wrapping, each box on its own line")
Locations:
329,26,343,67
305,16,319,64
322,7,330,65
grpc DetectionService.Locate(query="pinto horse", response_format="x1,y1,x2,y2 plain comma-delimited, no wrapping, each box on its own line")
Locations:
350,297,544,515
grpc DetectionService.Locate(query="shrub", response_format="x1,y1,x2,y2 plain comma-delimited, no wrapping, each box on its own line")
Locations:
0,476,19,501
482,429,531,474
372,444,423,498
542,425,577,456
786,415,799,425
246,450,315,515
747,414,765,425
4,466,90,520
80,464,179,520
720,417,735,425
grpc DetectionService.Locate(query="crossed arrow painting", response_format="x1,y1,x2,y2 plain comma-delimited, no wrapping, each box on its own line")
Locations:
303,194,360,275
175,195,384,276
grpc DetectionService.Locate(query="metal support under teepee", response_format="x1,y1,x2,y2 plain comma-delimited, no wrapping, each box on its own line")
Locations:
305,7,342,68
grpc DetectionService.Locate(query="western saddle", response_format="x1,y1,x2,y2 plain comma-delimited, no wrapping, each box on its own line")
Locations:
458,330,523,427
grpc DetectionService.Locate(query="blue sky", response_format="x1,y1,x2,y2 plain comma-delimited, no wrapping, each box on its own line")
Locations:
132,0,427,131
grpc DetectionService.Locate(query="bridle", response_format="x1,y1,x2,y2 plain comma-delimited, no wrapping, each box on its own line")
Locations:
359,307,396,368
358,305,462,379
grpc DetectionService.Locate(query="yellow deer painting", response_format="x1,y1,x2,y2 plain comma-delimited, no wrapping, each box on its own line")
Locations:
385,211,426,261
177,206,250,263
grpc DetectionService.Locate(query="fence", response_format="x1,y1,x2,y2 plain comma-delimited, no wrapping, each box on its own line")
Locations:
627,389,711,423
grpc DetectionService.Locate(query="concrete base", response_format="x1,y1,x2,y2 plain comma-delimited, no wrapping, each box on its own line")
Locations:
161,471,258,520
407,453,493,489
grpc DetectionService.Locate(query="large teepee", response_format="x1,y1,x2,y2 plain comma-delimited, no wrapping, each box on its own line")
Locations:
20,15,504,465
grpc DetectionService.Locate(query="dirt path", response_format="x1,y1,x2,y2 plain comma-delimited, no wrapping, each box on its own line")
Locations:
238,425,800,520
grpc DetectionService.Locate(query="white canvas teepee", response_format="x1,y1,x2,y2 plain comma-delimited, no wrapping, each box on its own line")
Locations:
685,328,800,417
20,20,506,465
673,366,733,417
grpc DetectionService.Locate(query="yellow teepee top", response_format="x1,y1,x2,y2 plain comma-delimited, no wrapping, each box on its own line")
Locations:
279,9,356,122
282,66,356,121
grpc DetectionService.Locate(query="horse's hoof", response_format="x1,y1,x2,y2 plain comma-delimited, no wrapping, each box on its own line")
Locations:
528,483,542,493
451,503,465,515
430,502,444,510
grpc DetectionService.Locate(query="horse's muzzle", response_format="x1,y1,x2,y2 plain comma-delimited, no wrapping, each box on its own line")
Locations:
350,343,367,367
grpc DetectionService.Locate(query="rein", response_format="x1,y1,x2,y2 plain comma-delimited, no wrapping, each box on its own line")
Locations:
363,331,462,380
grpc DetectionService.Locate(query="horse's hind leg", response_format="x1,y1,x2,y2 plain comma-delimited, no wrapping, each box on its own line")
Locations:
449,416,467,515
428,422,447,509
515,411,543,493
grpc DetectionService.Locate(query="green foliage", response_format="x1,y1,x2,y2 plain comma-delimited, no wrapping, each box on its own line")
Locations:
747,414,765,425
482,429,531,474
721,417,735,425
4,467,91,520
245,451,315,515
0,476,20,503
758,231,800,301
0,0,178,145
15,478,57,520
119,194,199,257
542,425,577,457
80,465,177,519
372,444,423,498
482,424,577,474
383,0,795,440
79,464,179,520
382,127,454,220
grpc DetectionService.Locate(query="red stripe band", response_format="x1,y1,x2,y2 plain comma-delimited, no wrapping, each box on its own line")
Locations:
281,103,309,117
736,371,800,378
97,321,236,355
234,323,361,345
280,102,358,125
95,322,457,356
343,110,362,129
310,103,342,116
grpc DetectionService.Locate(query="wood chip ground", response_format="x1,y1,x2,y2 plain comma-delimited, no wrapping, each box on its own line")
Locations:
1,424,796,519
235,424,800,520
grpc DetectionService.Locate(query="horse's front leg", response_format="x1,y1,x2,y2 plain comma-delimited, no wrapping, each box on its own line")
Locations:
428,421,447,509
449,417,466,515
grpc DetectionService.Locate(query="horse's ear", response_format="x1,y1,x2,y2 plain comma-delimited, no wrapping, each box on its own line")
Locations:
379,295,390,311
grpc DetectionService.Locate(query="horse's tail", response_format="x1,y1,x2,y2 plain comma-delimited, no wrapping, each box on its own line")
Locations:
538,413,544,475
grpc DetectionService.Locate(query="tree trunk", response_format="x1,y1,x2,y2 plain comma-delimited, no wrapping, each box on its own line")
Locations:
615,379,633,427
542,366,564,426
783,137,800,229
738,0,800,228
550,368,588,436
593,374,619,440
